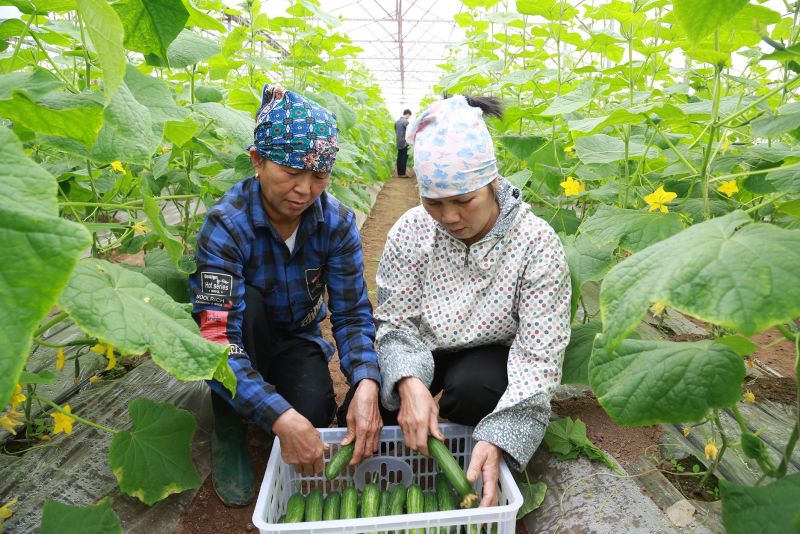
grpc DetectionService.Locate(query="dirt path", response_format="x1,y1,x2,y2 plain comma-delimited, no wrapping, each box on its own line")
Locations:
175,176,420,534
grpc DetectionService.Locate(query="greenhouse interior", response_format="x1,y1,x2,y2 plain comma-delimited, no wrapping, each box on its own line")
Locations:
0,0,798,532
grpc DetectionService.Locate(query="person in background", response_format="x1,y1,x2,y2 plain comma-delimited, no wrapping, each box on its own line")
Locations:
375,95,571,507
395,109,412,177
190,84,382,507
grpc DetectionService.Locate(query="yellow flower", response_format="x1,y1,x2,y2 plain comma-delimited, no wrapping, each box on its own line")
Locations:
132,221,151,235
560,176,586,197
56,347,65,371
564,145,575,154
720,136,730,153
704,438,719,461
51,405,74,435
0,409,24,435
743,389,756,403
110,161,126,173
104,344,116,371
682,426,691,437
717,180,739,198
89,375,100,384
0,498,17,520
649,302,666,317
746,357,755,369
644,186,677,213
10,384,26,409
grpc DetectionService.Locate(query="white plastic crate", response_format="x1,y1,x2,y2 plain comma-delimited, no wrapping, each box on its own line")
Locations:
252,423,523,534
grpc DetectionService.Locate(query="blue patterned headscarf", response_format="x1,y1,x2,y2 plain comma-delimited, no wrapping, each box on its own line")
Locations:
252,85,339,173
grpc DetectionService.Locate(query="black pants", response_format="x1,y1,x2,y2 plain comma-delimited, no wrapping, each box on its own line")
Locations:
382,344,509,426
213,284,359,430
396,147,408,176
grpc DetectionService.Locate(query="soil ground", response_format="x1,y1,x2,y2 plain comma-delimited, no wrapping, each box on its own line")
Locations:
175,175,798,533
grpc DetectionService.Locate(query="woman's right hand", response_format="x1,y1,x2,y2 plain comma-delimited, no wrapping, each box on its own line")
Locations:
396,376,444,455
272,408,327,476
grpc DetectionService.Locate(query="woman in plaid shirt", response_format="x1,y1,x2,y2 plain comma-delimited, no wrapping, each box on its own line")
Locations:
190,85,381,506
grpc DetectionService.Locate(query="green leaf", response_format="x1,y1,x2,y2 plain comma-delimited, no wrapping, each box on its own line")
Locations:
124,65,188,128
90,81,156,165
164,115,201,147
123,249,190,303
114,0,189,60
531,205,581,235
140,181,187,273
562,321,603,385
589,338,745,425
720,474,800,534
599,211,800,349
575,134,659,164
0,70,104,147
579,205,684,252
108,397,201,505
715,335,759,356
516,481,547,519
777,198,800,218
57,259,228,382
213,357,237,397
516,0,578,21
766,158,800,192
181,0,226,32
193,102,253,148
543,417,620,472
41,498,123,534
561,233,614,315
751,113,800,138
160,29,220,68
540,80,595,116
0,129,91,408
19,369,58,385
674,0,749,42
76,0,126,104
506,169,532,188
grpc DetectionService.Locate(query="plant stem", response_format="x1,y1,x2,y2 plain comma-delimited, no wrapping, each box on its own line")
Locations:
699,411,728,488
33,337,96,348
33,312,69,337
4,13,34,73
719,76,800,126
34,396,119,434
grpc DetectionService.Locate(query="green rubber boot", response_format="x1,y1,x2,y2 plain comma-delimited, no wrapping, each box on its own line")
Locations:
211,394,255,507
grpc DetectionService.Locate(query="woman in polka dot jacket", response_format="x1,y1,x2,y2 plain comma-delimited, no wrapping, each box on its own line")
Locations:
375,95,572,507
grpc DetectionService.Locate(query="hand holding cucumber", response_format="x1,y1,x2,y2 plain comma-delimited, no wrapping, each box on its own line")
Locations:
272,408,327,475
396,376,445,455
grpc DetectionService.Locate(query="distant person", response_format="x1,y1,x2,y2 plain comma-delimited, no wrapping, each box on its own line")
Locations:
191,84,382,507
395,109,412,177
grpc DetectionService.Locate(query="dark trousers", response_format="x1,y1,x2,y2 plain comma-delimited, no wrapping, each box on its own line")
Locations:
382,344,510,426
396,147,408,176
212,284,358,430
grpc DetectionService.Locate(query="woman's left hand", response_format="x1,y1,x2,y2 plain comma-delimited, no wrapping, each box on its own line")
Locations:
343,379,383,465
466,440,502,507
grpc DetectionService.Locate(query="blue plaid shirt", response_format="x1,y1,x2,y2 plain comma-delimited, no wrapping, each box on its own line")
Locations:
190,177,380,431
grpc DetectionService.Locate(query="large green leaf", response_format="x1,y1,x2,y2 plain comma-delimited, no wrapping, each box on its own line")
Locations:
579,205,684,252
720,474,800,534
123,249,190,303
181,0,226,32
674,0,750,42
0,70,104,147
147,29,221,68
140,180,187,271
57,259,228,382
76,0,125,103
124,65,188,129
108,397,201,505
589,338,745,425
114,0,188,60
751,112,800,138
562,321,602,385
540,80,595,116
193,102,253,148
0,129,91,409
90,81,156,165
575,134,659,164
561,233,615,315
41,498,123,534
599,211,800,349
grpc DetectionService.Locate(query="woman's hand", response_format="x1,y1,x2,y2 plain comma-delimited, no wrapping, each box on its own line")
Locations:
272,408,327,475
342,379,383,465
466,440,502,507
396,376,444,455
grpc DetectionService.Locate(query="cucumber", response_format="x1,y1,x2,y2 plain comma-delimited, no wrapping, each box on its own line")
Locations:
378,489,390,516
427,437,478,508
435,474,458,534
406,483,424,534
423,490,437,513
341,486,358,519
325,442,355,480
388,483,406,515
305,489,323,522
277,514,286,523
361,479,381,517
323,490,341,520
285,492,305,523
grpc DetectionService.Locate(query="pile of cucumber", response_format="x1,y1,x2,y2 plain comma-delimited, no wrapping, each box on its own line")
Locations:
276,437,489,530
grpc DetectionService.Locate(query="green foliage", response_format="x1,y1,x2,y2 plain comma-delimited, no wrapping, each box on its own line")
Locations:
543,417,621,473
720,475,800,533
516,481,547,519
108,398,201,505
40,498,123,534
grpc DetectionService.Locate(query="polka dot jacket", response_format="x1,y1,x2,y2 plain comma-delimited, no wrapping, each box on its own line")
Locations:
375,178,572,470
